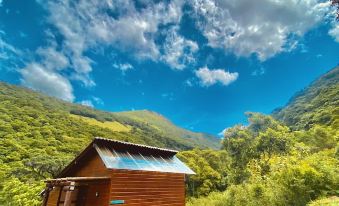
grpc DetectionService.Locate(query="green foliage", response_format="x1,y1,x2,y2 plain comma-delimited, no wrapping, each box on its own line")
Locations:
308,196,339,206
0,178,44,206
222,113,291,183
188,107,338,206
0,82,219,205
1,66,338,205
187,149,339,206
273,66,339,130
177,149,229,197
294,125,338,152
117,110,220,149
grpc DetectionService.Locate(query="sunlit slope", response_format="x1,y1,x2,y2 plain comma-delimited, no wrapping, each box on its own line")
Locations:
69,114,131,132
116,110,220,149
0,82,220,150
273,66,339,130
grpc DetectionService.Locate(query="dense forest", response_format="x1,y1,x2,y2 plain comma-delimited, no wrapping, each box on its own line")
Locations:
181,66,339,206
0,66,338,205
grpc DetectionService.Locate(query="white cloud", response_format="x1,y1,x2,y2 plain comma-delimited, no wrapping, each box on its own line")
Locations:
79,100,94,108
190,0,331,61
92,96,104,105
0,31,23,69
36,47,69,70
78,96,103,108
41,0,185,63
113,62,134,72
195,66,238,86
26,0,198,101
20,63,74,101
329,23,339,42
161,26,199,70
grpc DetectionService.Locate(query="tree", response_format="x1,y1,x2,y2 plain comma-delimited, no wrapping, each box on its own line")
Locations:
255,127,291,175
177,149,230,197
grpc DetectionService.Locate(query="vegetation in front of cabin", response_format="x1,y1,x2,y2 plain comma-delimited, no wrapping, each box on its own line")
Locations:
182,67,339,206
0,66,338,205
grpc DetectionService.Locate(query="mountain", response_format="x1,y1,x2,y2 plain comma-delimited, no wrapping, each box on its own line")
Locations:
273,66,339,130
0,81,219,150
116,110,220,149
183,67,339,206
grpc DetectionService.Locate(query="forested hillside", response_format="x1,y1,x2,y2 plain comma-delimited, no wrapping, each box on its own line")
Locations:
117,110,220,149
179,67,339,206
0,66,338,206
273,66,339,130
0,82,219,205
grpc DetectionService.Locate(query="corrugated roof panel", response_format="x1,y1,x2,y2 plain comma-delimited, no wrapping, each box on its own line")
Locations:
95,144,195,174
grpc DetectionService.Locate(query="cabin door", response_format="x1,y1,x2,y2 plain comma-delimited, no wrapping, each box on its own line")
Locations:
75,186,88,205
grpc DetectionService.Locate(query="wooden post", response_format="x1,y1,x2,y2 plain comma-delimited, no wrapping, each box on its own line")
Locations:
41,186,51,206
63,182,75,206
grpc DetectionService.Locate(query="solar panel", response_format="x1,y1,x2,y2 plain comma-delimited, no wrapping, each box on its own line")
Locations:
95,145,195,174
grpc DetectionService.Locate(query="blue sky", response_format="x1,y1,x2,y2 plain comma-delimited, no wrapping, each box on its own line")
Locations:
0,0,338,135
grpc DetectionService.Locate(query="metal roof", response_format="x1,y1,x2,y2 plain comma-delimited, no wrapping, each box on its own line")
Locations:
94,143,195,174
94,137,178,157
58,137,195,177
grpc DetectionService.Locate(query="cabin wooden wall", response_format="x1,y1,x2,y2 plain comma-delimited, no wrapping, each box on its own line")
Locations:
54,151,187,206
63,152,110,177
51,153,111,206
110,170,185,206
84,181,111,206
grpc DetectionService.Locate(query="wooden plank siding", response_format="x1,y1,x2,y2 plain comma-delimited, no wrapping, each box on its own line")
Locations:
67,151,111,177
110,170,185,206
46,186,61,206
83,181,111,206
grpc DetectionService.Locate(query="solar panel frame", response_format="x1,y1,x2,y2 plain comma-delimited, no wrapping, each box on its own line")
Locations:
95,144,195,174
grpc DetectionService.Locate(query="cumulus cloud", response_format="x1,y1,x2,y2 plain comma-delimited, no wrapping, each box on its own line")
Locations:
36,47,69,70
161,26,199,70
195,66,238,86
329,23,339,42
190,0,331,61
24,0,198,100
19,44,79,101
16,0,338,100
20,63,74,101
42,0,185,62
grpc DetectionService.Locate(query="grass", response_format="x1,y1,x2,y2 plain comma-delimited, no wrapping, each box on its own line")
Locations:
70,114,131,132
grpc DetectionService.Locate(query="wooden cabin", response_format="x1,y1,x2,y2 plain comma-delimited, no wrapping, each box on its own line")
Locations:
42,137,195,206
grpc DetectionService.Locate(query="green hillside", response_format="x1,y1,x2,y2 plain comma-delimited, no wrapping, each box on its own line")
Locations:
273,66,339,130
0,82,219,205
179,67,339,206
117,110,220,149
0,82,219,149
1,66,338,206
